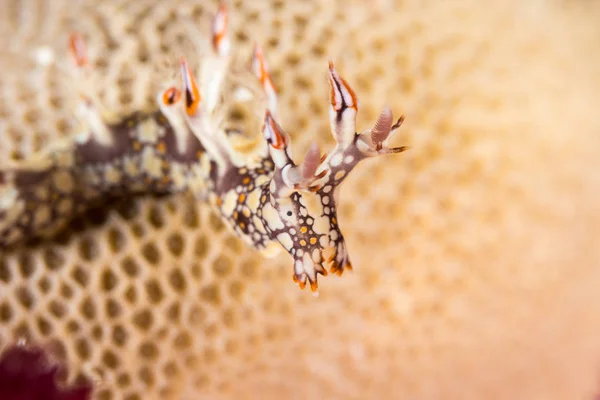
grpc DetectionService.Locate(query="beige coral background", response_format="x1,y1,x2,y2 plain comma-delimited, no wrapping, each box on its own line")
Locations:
1,0,600,399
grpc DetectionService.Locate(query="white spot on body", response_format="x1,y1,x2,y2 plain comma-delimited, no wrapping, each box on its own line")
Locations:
138,118,159,144
141,147,162,178
277,232,293,251
330,153,343,167
313,216,330,235
262,203,284,230
319,236,329,247
255,174,269,187
303,194,329,235
253,216,266,233
220,189,238,217
246,188,261,211
330,230,339,241
344,155,354,164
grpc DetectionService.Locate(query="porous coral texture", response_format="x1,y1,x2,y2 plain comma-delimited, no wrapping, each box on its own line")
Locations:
1,0,599,399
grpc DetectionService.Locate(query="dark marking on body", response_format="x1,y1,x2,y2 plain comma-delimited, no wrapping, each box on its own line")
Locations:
160,112,206,163
74,115,137,164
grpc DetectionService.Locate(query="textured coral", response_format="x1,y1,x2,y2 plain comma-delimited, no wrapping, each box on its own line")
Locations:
1,0,599,399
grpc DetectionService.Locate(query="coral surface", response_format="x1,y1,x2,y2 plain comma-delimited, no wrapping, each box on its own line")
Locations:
0,0,599,399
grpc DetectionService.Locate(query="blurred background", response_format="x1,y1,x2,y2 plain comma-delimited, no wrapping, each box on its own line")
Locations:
0,0,599,399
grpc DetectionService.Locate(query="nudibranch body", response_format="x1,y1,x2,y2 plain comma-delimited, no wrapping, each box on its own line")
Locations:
0,4,408,293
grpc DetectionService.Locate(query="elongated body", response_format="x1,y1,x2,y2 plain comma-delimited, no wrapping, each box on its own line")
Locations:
0,4,408,292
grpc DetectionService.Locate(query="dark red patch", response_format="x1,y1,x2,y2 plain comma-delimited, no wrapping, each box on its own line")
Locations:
0,345,92,400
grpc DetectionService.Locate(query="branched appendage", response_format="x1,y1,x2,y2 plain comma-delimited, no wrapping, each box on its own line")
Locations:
254,61,408,293
0,3,408,294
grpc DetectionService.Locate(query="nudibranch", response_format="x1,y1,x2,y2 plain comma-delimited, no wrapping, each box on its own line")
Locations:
0,3,408,293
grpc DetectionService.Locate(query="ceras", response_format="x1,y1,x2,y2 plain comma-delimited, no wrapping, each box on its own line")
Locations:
0,3,408,293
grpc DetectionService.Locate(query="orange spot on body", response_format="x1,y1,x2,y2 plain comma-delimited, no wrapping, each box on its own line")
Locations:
133,141,142,151
162,87,181,106
242,177,251,185
156,142,166,154
238,193,246,203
